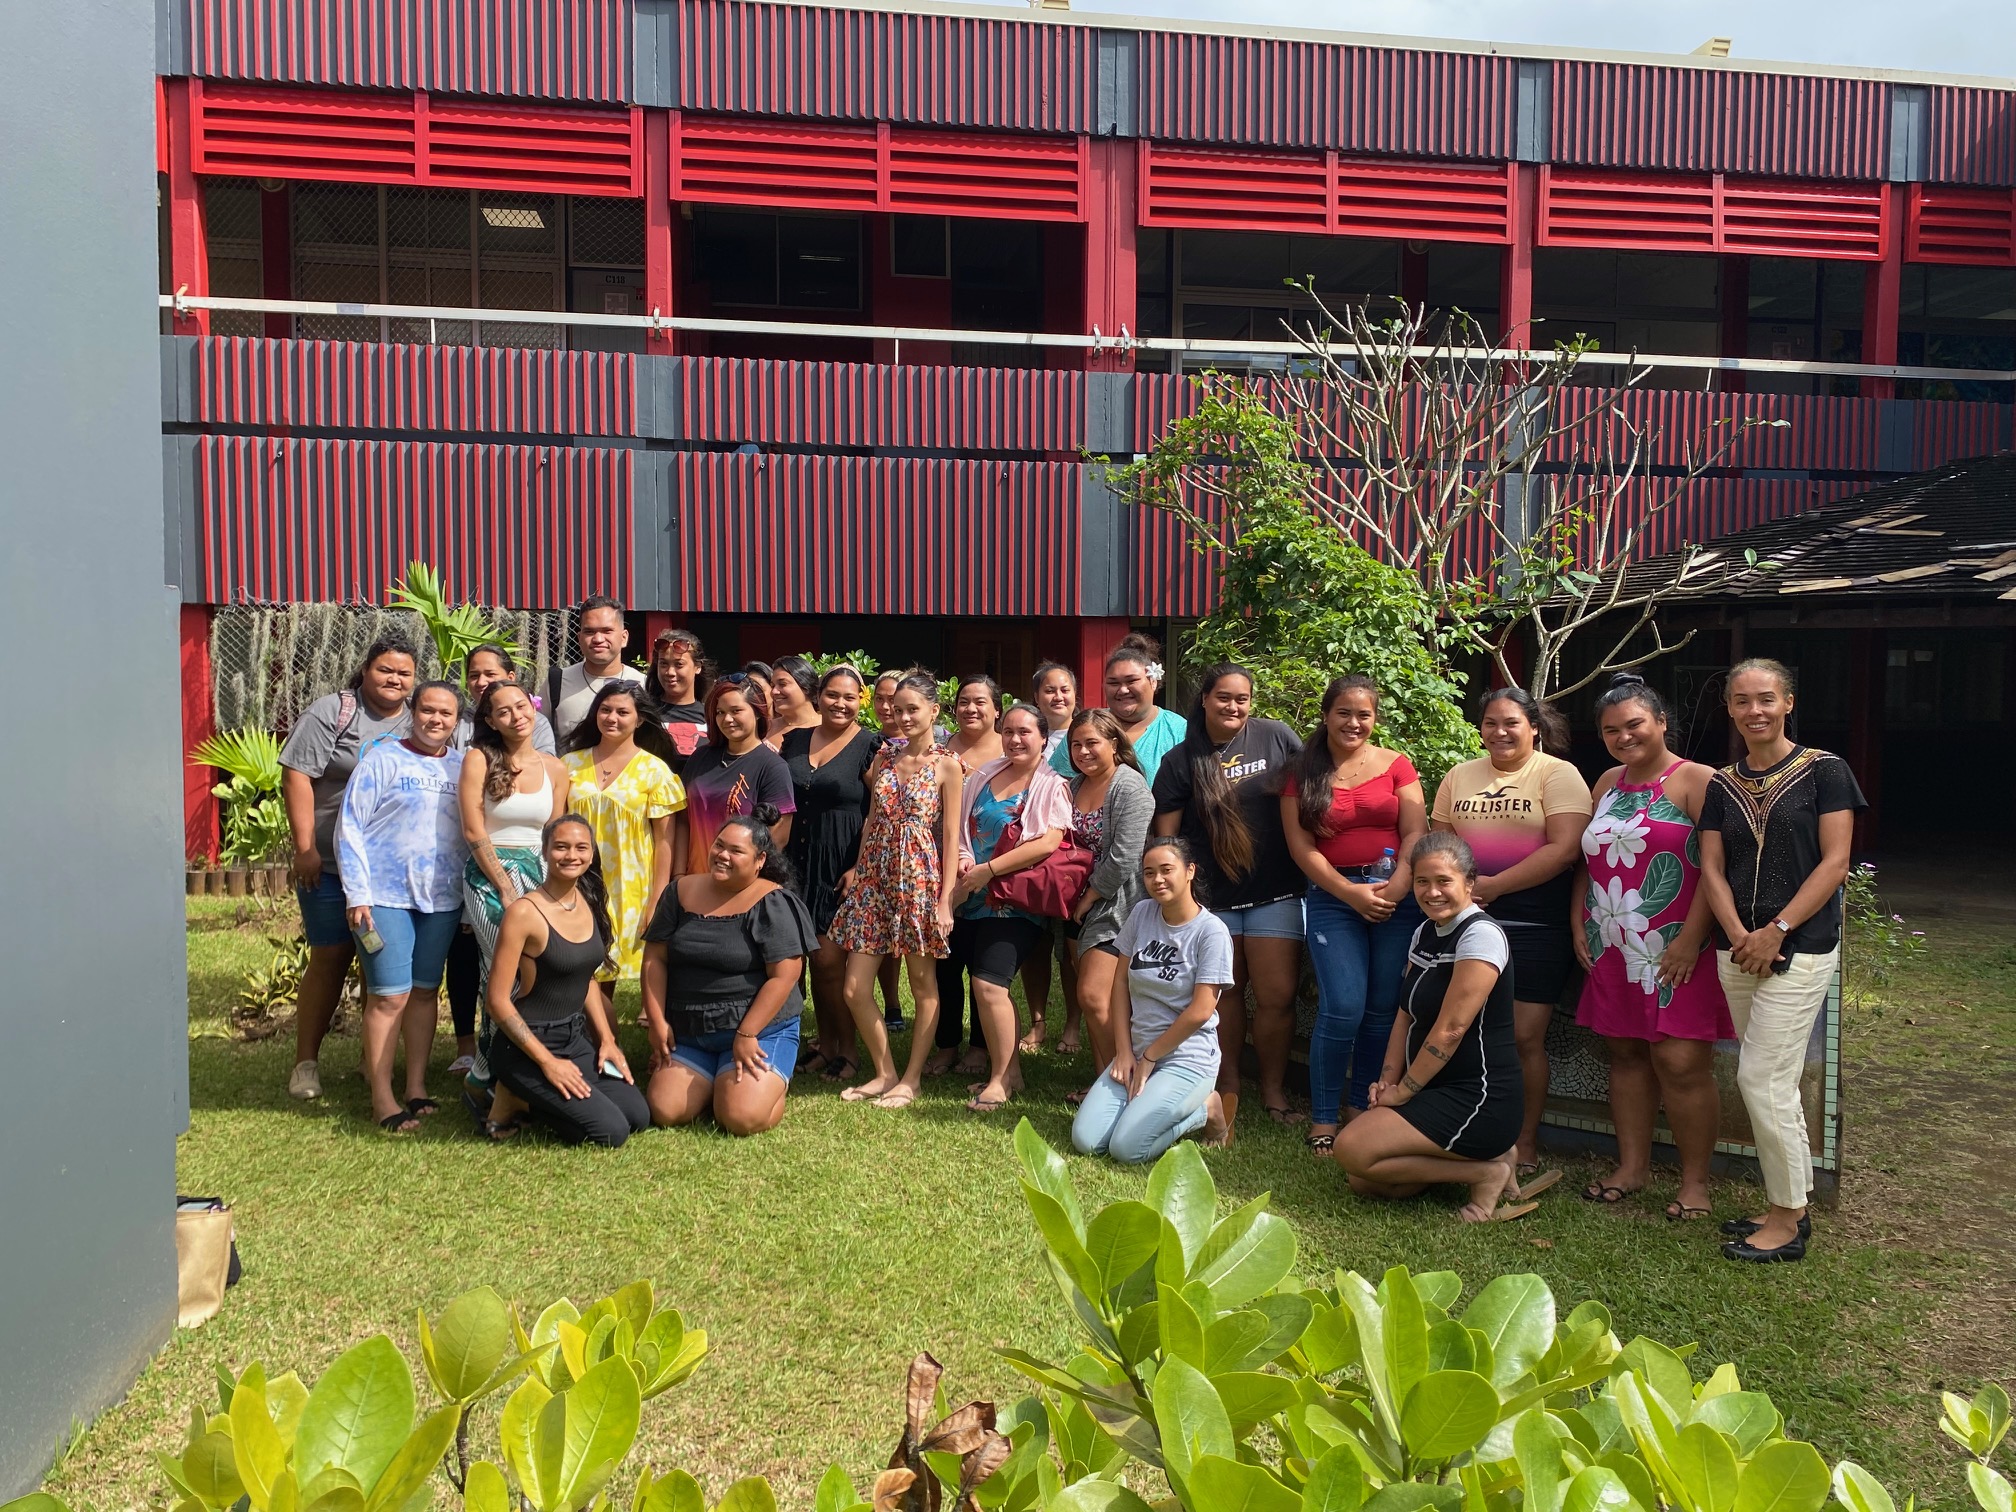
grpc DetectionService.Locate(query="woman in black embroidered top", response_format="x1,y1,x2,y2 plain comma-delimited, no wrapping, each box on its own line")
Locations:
641,807,817,1136
1334,832,1542,1223
1697,658,1863,1264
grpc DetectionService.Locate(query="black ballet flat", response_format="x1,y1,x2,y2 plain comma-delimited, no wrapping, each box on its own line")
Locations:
1722,1231,1807,1263
1721,1214,1812,1240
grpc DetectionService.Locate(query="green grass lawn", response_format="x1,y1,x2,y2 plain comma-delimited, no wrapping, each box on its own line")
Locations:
39,889,2016,1509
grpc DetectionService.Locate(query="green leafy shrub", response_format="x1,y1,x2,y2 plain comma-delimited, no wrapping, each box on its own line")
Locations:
1842,862,1929,1012
190,729,291,865
390,560,521,679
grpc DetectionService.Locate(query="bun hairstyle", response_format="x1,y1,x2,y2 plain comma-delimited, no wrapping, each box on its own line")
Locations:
1178,663,1261,881
1481,686,1571,758
1067,706,1140,773
1410,829,1478,885
1594,671,1669,722
348,633,419,688
473,680,541,801
1105,632,1165,683
1292,674,1382,836
542,813,617,965
894,671,943,706
1031,661,1078,701
720,803,796,887
1142,834,1208,906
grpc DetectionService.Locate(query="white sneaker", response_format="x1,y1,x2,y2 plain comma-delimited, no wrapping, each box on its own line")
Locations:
288,1060,323,1100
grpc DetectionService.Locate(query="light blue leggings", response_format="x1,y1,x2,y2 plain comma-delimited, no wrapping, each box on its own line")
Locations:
1071,1055,1216,1165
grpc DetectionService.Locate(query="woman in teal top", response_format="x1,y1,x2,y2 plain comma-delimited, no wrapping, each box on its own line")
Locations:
1049,632,1188,785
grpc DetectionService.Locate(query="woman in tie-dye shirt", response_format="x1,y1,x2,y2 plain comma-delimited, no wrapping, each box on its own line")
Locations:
680,676,797,874
1431,688,1592,1177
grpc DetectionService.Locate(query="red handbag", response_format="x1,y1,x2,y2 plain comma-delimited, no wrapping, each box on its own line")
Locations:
986,816,1096,920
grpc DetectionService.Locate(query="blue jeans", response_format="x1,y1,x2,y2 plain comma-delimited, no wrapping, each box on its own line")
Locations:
669,1015,801,1082
1306,888,1421,1125
1071,1055,1215,1164
357,906,463,996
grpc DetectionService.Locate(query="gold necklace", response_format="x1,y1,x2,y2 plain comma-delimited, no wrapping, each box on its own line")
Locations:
540,883,579,912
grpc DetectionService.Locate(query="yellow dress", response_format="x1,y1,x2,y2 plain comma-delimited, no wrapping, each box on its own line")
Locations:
563,749,685,981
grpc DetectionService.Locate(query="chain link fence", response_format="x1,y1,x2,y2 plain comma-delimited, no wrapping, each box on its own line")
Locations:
210,603,572,735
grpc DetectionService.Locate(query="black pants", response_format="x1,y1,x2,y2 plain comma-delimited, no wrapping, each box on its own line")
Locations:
934,916,1045,1050
490,1015,651,1147
444,925,480,1038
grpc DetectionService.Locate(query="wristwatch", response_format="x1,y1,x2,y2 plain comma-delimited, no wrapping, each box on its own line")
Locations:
1771,918,1791,933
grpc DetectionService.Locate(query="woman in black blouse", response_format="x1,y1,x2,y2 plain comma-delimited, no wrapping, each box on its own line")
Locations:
782,665,883,1081
640,807,817,1136
1697,658,1864,1263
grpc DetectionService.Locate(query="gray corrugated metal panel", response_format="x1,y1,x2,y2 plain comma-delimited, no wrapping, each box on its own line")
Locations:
675,0,1097,130
1084,371,1132,455
162,434,200,597
161,334,198,424
635,0,678,107
1515,58,1549,164
1080,463,1127,617
158,0,190,74
632,448,676,610
1927,85,2016,185
1878,399,1915,471
1097,28,1136,138
1134,32,1517,156
1550,60,1889,178
182,0,631,103
638,353,682,439
1890,85,1929,183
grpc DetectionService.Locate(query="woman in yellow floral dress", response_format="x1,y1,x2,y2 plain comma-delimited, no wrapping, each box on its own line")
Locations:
561,682,685,996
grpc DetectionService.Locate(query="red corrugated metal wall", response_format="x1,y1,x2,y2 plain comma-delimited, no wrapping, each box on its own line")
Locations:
1600,476,1865,560
1927,87,2016,186
181,0,629,102
1914,401,2015,467
672,0,1097,132
1139,143,1514,241
674,454,1080,615
194,337,638,435
1134,34,1517,157
197,436,632,605
1907,185,2016,266
674,357,1084,450
1549,62,1888,179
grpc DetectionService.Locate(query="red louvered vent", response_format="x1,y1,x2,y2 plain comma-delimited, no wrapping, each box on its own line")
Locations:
670,116,882,209
189,80,641,196
1541,167,1890,260
669,114,1086,222
193,81,419,182
1908,185,2016,266
425,98,642,196
1141,143,1513,242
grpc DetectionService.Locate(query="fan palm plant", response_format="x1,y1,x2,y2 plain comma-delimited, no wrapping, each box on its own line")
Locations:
190,729,292,864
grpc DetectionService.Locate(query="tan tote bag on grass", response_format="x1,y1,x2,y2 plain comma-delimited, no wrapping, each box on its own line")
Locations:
175,1196,240,1328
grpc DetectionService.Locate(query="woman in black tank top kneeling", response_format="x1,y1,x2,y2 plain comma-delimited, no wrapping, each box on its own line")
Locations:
1334,833,1549,1222
483,815,653,1146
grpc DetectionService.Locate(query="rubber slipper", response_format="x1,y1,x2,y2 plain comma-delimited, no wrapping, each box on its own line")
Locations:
872,1086,919,1110
1666,1201,1713,1222
1304,1132,1337,1154
1264,1103,1305,1126
378,1111,419,1134
1580,1182,1637,1204
405,1097,441,1117
966,1096,1010,1113
1513,1168,1563,1200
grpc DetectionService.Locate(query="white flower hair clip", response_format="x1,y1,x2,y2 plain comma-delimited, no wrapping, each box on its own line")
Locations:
1144,660,1165,683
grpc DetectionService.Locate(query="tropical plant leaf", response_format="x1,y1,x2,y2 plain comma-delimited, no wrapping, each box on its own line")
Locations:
293,1336,416,1504
1185,1454,1302,1512
1733,1441,1830,1512
1460,1275,1555,1391
1146,1142,1218,1268
1400,1371,1502,1461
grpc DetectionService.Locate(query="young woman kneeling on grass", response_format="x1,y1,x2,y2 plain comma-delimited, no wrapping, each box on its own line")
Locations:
1071,838,1231,1163
483,816,651,1147
641,808,816,1136
1334,832,1542,1222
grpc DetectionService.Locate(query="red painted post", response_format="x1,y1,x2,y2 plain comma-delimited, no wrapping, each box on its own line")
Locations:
1861,183,1905,400
163,78,210,336
1075,617,1132,704
261,184,291,339
181,605,220,863
1500,164,1539,350
1082,138,1138,373
643,109,676,355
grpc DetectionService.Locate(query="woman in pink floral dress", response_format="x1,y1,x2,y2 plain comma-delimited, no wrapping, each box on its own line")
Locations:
1573,675,1734,1220
831,673,963,1110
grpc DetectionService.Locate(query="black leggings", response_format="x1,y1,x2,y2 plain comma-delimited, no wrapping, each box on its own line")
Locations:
444,925,480,1039
489,1015,651,1147
934,916,1046,1049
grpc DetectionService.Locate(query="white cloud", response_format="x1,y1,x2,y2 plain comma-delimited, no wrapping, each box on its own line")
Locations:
1078,0,2016,80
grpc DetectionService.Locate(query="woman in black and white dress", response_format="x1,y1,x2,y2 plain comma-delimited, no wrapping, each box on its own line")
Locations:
1334,832,1544,1222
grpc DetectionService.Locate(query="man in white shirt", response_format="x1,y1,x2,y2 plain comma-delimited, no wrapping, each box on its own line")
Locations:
546,595,647,740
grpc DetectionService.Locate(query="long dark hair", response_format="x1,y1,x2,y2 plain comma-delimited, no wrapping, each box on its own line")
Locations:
1179,663,1259,881
472,681,543,803
465,642,518,678
560,680,678,766
1481,686,1571,759
648,626,711,705
542,813,616,961
1066,707,1140,774
1142,834,1209,908
718,803,796,888
1292,675,1380,836
705,676,771,747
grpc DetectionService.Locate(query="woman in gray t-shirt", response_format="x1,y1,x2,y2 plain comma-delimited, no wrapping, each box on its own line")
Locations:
1071,837,1233,1163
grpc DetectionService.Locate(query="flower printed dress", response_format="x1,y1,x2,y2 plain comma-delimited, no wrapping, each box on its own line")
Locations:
829,757,950,959
1574,761,1735,1043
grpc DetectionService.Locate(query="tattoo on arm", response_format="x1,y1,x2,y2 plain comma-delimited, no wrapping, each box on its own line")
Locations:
1424,1043,1449,1062
492,1004,541,1057
1402,1072,1427,1094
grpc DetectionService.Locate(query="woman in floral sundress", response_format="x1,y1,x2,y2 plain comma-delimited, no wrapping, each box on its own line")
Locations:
1572,675,1733,1221
831,672,963,1110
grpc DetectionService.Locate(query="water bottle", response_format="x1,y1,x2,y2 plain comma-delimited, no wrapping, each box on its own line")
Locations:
1370,848,1396,883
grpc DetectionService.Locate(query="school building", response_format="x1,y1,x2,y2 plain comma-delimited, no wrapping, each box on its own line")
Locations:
160,0,2016,852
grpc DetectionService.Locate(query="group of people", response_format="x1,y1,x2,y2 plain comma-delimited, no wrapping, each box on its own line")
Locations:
275,596,1859,1262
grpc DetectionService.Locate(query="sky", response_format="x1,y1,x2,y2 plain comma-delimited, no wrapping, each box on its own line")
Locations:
1070,0,2016,79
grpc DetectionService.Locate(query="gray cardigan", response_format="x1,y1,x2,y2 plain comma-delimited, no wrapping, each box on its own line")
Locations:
1072,763,1154,948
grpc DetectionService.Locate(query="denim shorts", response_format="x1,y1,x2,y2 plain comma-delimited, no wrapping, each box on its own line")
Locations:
670,1014,801,1082
296,870,351,949
1214,894,1306,940
357,906,463,996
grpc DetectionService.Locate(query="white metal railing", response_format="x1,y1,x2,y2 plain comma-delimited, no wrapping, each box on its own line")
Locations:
160,292,2016,384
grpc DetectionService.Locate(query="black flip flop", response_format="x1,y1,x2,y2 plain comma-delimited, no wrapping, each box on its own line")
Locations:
378,1111,419,1134
1580,1182,1636,1204
406,1096,441,1117
820,1057,859,1083
1304,1132,1336,1154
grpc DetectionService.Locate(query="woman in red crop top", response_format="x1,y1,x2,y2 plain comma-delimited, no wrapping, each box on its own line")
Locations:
1281,677,1427,1156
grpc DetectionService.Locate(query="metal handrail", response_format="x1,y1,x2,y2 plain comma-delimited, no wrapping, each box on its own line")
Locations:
159,292,2016,384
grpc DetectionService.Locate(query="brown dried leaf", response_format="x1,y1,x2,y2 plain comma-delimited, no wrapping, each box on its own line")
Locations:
871,1468,918,1512
953,1433,1014,1510
905,1353,945,1441
918,1401,998,1456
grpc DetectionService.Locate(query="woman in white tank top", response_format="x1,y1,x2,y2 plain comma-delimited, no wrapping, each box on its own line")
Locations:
458,682,571,1108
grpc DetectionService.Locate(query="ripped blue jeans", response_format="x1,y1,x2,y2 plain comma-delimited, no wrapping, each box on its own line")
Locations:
1305,888,1422,1125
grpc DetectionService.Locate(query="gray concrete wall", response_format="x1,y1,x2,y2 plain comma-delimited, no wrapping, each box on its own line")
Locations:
0,0,190,1493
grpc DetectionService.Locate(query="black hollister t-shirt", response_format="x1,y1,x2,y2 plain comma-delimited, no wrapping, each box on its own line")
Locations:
1151,717,1305,911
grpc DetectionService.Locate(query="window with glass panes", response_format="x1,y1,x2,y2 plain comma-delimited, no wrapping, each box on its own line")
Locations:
202,179,265,337
1899,265,2016,402
1534,249,1721,389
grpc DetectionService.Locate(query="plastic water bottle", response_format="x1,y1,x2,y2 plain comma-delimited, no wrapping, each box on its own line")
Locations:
1370,848,1396,882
